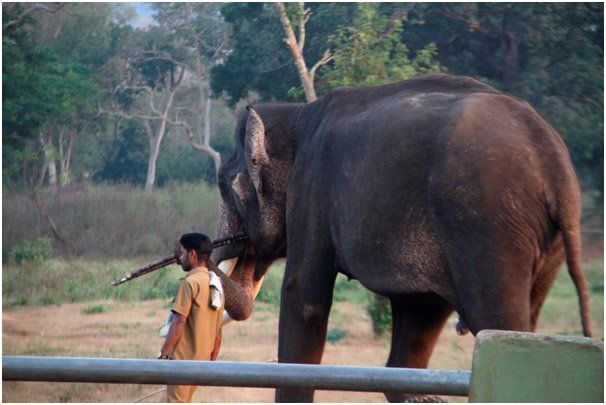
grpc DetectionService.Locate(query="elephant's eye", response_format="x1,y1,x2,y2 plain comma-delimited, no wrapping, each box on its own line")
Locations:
251,158,258,166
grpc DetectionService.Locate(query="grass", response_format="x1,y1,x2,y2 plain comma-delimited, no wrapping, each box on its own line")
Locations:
2,182,220,260
2,260,602,402
4,255,602,339
82,304,107,314
2,258,184,306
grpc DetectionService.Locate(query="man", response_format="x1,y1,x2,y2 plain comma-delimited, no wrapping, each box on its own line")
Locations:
159,233,224,403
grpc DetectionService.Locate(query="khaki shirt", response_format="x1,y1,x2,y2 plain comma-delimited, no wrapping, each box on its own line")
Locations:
171,266,224,361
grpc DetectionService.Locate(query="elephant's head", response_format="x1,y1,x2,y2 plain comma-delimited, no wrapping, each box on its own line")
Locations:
212,104,302,321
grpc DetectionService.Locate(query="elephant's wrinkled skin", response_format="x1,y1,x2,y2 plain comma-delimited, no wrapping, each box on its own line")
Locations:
211,74,592,402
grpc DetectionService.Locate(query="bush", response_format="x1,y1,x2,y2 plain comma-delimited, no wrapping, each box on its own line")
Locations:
4,237,52,264
326,328,346,343
82,304,107,314
367,294,391,336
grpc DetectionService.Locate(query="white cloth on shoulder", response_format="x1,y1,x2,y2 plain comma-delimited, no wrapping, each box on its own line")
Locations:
159,270,223,337
209,270,223,310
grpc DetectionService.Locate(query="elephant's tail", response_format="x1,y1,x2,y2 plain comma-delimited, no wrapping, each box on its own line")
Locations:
558,197,593,338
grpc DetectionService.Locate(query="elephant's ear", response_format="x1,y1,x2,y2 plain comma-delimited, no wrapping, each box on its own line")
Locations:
244,106,269,193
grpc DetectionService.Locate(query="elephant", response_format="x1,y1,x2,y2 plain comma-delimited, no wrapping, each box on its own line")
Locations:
210,73,593,402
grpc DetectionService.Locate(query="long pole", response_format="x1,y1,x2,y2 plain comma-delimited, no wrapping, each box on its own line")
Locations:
3,356,470,396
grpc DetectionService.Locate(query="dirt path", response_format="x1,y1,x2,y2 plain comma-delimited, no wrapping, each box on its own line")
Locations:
3,299,475,402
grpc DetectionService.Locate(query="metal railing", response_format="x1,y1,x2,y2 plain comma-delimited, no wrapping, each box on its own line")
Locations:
3,356,470,396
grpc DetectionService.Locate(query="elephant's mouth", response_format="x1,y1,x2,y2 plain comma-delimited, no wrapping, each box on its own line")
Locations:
214,234,267,325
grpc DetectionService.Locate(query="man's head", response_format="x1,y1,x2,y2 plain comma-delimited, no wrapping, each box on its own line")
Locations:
178,233,213,272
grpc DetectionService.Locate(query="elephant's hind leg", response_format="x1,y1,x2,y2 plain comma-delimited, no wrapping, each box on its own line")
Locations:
530,237,565,331
384,296,452,403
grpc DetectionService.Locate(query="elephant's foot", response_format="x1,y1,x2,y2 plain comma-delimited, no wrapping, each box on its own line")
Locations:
456,316,470,335
385,392,448,403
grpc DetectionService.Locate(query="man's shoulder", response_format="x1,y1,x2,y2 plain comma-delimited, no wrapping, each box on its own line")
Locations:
183,268,210,287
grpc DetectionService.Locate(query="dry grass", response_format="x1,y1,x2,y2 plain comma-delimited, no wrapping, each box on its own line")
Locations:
2,299,470,403
3,263,602,403
2,182,220,259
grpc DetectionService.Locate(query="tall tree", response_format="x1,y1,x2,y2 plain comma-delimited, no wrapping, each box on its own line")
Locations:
153,3,231,179
2,3,115,189
211,3,355,106
275,2,332,102
98,26,189,192
320,3,441,90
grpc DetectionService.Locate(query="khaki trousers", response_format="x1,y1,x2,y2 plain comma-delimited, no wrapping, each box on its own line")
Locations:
167,384,197,403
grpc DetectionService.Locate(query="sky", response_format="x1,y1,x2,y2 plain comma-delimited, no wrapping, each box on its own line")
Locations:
132,2,157,29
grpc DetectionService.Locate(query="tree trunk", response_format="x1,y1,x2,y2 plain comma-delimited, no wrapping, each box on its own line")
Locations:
189,11,222,180
144,121,160,192
203,97,222,180
276,2,317,102
58,127,74,188
144,89,175,192
43,133,58,192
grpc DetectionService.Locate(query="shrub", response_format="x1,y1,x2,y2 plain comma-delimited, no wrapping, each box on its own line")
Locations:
367,294,392,336
326,328,346,343
82,304,107,314
39,295,57,306
5,237,52,264
255,262,284,305
6,297,28,307
140,287,164,300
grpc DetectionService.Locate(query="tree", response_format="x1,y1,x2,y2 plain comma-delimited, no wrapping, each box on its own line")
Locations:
403,3,603,194
211,3,355,106
2,3,116,190
275,2,332,102
153,3,231,179
320,3,442,90
98,25,190,192
2,3,131,190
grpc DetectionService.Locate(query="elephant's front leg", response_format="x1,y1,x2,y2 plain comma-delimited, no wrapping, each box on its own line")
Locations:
275,254,337,402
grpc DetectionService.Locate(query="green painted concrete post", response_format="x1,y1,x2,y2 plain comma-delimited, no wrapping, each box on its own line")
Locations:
469,330,603,402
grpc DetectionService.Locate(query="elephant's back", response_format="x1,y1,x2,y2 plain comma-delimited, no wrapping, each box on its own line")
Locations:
315,87,574,297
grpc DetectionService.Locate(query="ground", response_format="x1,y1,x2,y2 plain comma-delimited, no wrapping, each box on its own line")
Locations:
3,299,474,402
3,261,603,403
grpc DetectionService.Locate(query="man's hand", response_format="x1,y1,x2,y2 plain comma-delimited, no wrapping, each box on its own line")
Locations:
159,312,187,359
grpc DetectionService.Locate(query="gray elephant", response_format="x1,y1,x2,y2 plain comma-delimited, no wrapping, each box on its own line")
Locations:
210,73,592,402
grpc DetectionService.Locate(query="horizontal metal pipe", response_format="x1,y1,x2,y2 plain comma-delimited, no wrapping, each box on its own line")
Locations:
3,356,470,396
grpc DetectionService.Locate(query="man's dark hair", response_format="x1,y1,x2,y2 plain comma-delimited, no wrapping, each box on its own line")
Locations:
180,233,213,260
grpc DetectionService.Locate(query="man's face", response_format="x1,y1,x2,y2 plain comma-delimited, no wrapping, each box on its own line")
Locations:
178,245,193,272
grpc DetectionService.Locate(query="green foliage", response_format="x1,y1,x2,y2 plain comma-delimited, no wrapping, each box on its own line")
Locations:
403,3,603,195
211,3,297,106
82,304,107,314
367,294,392,337
326,328,346,343
2,257,184,306
212,3,355,105
320,3,442,90
40,296,58,306
6,297,28,308
4,237,53,264
333,274,367,304
3,3,128,190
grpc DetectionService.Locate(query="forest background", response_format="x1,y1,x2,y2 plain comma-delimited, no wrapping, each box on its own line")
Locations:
3,3,603,334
